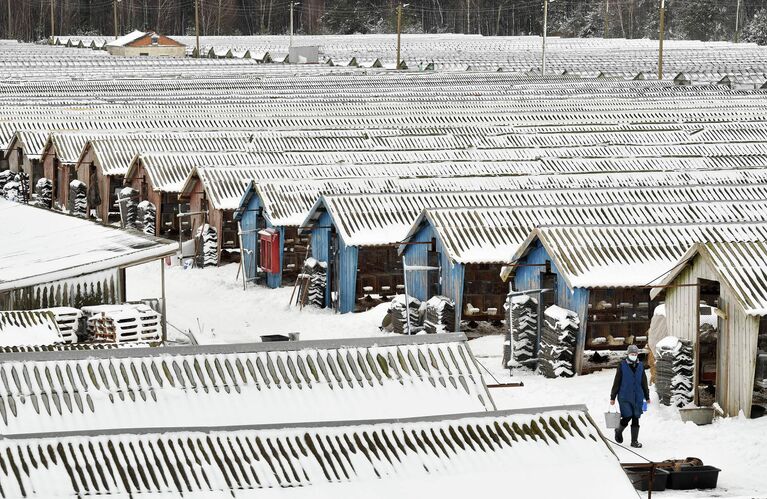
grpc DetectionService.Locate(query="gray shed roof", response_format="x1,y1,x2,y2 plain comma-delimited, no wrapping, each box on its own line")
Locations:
0,334,494,435
652,241,767,316
0,405,637,498
0,200,177,293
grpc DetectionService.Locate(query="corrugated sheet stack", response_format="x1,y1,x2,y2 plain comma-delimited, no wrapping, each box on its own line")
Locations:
137,200,156,235
34,178,52,208
389,294,423,334
303,257,327,308
671,339,695,407
196,224,219,267
68,180,86,217
424,295,455,334
510,294,538,365
538,305,579,378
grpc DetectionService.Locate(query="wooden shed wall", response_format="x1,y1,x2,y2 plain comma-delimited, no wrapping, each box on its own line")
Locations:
665,255,760,417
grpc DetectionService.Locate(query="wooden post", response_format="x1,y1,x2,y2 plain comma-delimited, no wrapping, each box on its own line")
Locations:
658,0,665,80
7,0,11,39
396,3,402,70
160,259,167,343
734,0,741,42
50,0,54,42
604,0,609,38
195,0,200,58
496,4,502,35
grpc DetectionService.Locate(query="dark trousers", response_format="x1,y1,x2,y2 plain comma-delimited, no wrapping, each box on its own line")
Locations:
620,416,640,427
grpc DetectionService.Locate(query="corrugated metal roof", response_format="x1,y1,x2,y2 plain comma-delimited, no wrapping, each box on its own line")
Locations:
310,184,767,247
406,201,767,265
654,241,767,316
255,169,767,227
514,223,767,289
0,334,493,435
0,405,636,498
0,199,177,292
0,311,63,347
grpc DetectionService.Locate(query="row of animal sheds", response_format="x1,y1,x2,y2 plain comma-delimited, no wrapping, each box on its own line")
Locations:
49,33,767,79
0,332,637,497
8,122,767,257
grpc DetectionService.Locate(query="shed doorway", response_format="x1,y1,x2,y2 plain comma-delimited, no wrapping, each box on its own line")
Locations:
697,278,720,407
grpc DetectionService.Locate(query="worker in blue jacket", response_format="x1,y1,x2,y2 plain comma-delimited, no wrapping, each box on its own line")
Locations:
610,344,650,448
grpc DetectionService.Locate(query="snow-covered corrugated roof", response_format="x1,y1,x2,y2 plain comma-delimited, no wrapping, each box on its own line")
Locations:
0,405,637,498
0,334,493,435
0,311,63,347
402,201,767,265
0,199,177,292
254,169,767,228
653,241,767,316
306,184,767,247
105,30,148,48
513,223,767,289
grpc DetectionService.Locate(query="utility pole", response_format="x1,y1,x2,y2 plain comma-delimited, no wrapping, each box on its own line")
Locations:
658,0,665,80
496,4,502,35
396,3,408,70
194,0,200,58
542,0,548,76
604,0,609,38
466,0,470,33
113,0,119,39
734,0,742,42
50,0,55,43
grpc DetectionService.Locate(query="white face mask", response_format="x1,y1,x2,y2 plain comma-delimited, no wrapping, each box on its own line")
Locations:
628,354,638,362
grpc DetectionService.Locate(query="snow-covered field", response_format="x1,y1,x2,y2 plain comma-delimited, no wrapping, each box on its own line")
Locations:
130,262,767,498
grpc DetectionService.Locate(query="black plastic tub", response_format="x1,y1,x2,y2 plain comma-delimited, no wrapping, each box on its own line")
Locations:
667,465,721,490
260,334,290,342
622,466,670,492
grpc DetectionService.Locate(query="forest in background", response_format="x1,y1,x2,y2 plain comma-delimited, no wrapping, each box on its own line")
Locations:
3,0,767,44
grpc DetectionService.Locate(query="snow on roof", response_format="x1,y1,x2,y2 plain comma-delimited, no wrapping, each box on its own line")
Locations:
400,201,767,265
305,184,767,247
0,405,636,498
513,223,767,289
105,30,149,48
0,311,63,347
0,334,494,435
0,199,177,292
652,241,767,316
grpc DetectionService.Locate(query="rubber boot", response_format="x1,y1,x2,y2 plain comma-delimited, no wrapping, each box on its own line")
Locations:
614,424,627,444
630,424,642,448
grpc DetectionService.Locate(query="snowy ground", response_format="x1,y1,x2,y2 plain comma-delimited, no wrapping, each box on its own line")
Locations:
129,262,767,498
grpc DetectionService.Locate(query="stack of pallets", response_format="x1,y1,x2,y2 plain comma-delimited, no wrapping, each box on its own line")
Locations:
538,305,579,378
86,305,161,343
49,307,82,343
